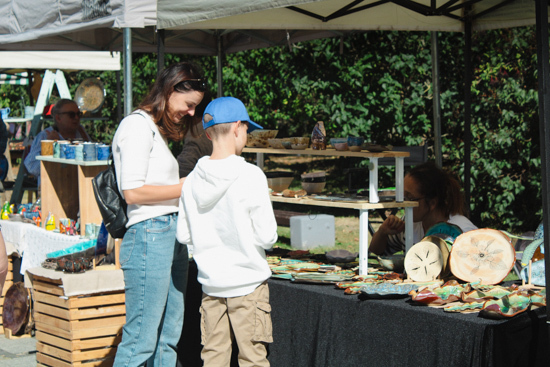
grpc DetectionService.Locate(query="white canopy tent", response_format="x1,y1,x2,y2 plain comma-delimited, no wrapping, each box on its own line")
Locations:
0,51,121,71
0,0,549,327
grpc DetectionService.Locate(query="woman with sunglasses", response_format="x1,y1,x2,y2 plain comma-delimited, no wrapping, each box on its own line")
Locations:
112,62,207,367
24,98,91,183
369,161,477,256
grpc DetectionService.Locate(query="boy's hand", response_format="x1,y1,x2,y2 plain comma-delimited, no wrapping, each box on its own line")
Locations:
379,215,405,236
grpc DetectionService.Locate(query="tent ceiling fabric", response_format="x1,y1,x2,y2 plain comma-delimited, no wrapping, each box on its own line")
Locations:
157,0,543,32
0,0,154,44
0,1,545,56
0,51,121,72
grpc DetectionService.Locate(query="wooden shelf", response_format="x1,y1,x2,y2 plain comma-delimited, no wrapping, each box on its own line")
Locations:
271,195,418,210
243,147,408,158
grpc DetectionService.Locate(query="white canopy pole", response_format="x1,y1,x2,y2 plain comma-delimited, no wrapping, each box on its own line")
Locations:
124,28,133,117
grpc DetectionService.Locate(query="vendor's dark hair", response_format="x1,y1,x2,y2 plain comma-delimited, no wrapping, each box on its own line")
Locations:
138,62,206,142
407,161,466,216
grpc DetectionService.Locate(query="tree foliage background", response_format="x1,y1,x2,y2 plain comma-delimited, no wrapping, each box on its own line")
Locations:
0,27,543,233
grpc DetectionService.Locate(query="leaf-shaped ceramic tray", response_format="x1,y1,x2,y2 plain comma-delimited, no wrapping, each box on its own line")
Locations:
292,272,355,284
287,262,321,271
409,280,471,306
360,283,421,299
444,301,485,313
461,287,512,303
479,293,531,319
520,238,544,266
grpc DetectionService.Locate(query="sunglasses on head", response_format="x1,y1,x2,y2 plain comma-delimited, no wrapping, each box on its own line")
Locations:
58,111,83,118
174,79,207,93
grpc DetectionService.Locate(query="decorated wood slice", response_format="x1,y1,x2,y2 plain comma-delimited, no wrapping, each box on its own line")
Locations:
404,241,444,282
421,235,452,278
449,229,515,285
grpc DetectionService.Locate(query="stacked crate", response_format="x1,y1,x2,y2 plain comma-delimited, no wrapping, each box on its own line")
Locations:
31,273,126,367
0,255,14,333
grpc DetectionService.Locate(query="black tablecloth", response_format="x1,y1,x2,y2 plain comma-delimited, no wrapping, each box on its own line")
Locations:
178,267,548,367
268,279,548,367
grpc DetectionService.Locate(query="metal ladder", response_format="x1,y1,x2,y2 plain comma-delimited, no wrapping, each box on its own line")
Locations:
10,70,71,205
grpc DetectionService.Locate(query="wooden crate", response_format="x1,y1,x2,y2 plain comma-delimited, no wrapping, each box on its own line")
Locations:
32,274,126,367
0,256,14,333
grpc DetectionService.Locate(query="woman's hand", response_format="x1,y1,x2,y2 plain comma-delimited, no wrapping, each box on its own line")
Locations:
378,215,405,236
369,215,405,255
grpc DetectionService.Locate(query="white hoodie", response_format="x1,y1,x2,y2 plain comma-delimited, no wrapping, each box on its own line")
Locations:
177,155,278,298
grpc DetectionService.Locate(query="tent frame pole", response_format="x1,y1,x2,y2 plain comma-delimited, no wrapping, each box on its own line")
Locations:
535,0,550,339
463,12,473,211
123,28,133,117
431,31,442,168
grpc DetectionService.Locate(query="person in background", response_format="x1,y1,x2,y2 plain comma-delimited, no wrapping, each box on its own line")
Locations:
0,116,9,184
23,99,91,183
177,93,213,178
369,161,478,255
112,62,206,367
0,229,8,295
177,97,277,367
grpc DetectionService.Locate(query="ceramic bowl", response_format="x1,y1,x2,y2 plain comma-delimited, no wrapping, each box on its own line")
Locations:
330,138,349,151
246,130,279,148
281,140,293,149
347,136,365,147
291,143,308,150
268,138,286,149
325,249,358,263
290,137,310,146
301,181,326,194
377,255,405,272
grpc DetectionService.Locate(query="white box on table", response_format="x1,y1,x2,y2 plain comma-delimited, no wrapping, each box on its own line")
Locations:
290,214,335,250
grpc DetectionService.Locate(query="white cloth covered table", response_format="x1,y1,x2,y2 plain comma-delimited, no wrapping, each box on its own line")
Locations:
0,220,87,275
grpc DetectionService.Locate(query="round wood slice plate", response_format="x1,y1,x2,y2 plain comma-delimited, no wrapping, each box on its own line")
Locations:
421,235,452,278
449,229,515,285
404,241,444,282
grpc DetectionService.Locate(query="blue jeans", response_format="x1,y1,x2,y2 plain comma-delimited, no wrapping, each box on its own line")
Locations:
113,213,189,367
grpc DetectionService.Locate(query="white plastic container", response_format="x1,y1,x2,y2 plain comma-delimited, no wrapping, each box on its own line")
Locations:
290,214,335,250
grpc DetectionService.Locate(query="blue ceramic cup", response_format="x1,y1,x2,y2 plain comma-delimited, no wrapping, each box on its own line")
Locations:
58,141,70,159
97,145,110,160
83,142,97,161
75,144,84,161
0,107,10,120
63,144,76,159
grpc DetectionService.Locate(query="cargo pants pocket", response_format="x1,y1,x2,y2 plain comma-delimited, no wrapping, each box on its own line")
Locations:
252,301,273,343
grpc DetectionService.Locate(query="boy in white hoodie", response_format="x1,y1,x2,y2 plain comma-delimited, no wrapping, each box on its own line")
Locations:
177,96,278,366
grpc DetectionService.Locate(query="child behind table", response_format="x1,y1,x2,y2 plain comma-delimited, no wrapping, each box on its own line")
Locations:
176,96,278,366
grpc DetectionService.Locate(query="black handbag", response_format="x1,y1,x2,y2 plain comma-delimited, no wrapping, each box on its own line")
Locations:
92,154,128,239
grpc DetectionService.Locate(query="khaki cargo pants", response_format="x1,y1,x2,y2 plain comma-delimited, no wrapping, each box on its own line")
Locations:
200,282,273,367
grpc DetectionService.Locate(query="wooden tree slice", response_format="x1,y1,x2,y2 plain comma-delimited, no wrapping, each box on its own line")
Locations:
404,241,443,282
421,235,452,278
449,229,515,285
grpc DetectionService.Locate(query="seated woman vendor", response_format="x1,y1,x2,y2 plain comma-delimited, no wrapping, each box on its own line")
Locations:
369,161,477,255
24,99,91,183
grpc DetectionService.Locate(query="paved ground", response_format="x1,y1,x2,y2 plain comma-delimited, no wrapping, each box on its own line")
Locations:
0,333,37,366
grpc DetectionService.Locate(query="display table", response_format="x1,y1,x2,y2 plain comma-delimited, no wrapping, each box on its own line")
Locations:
267,279,548,367
37,155,107,237
26,267,125,366
0,220,87,275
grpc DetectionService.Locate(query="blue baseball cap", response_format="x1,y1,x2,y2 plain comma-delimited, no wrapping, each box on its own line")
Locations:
202,97,263,132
